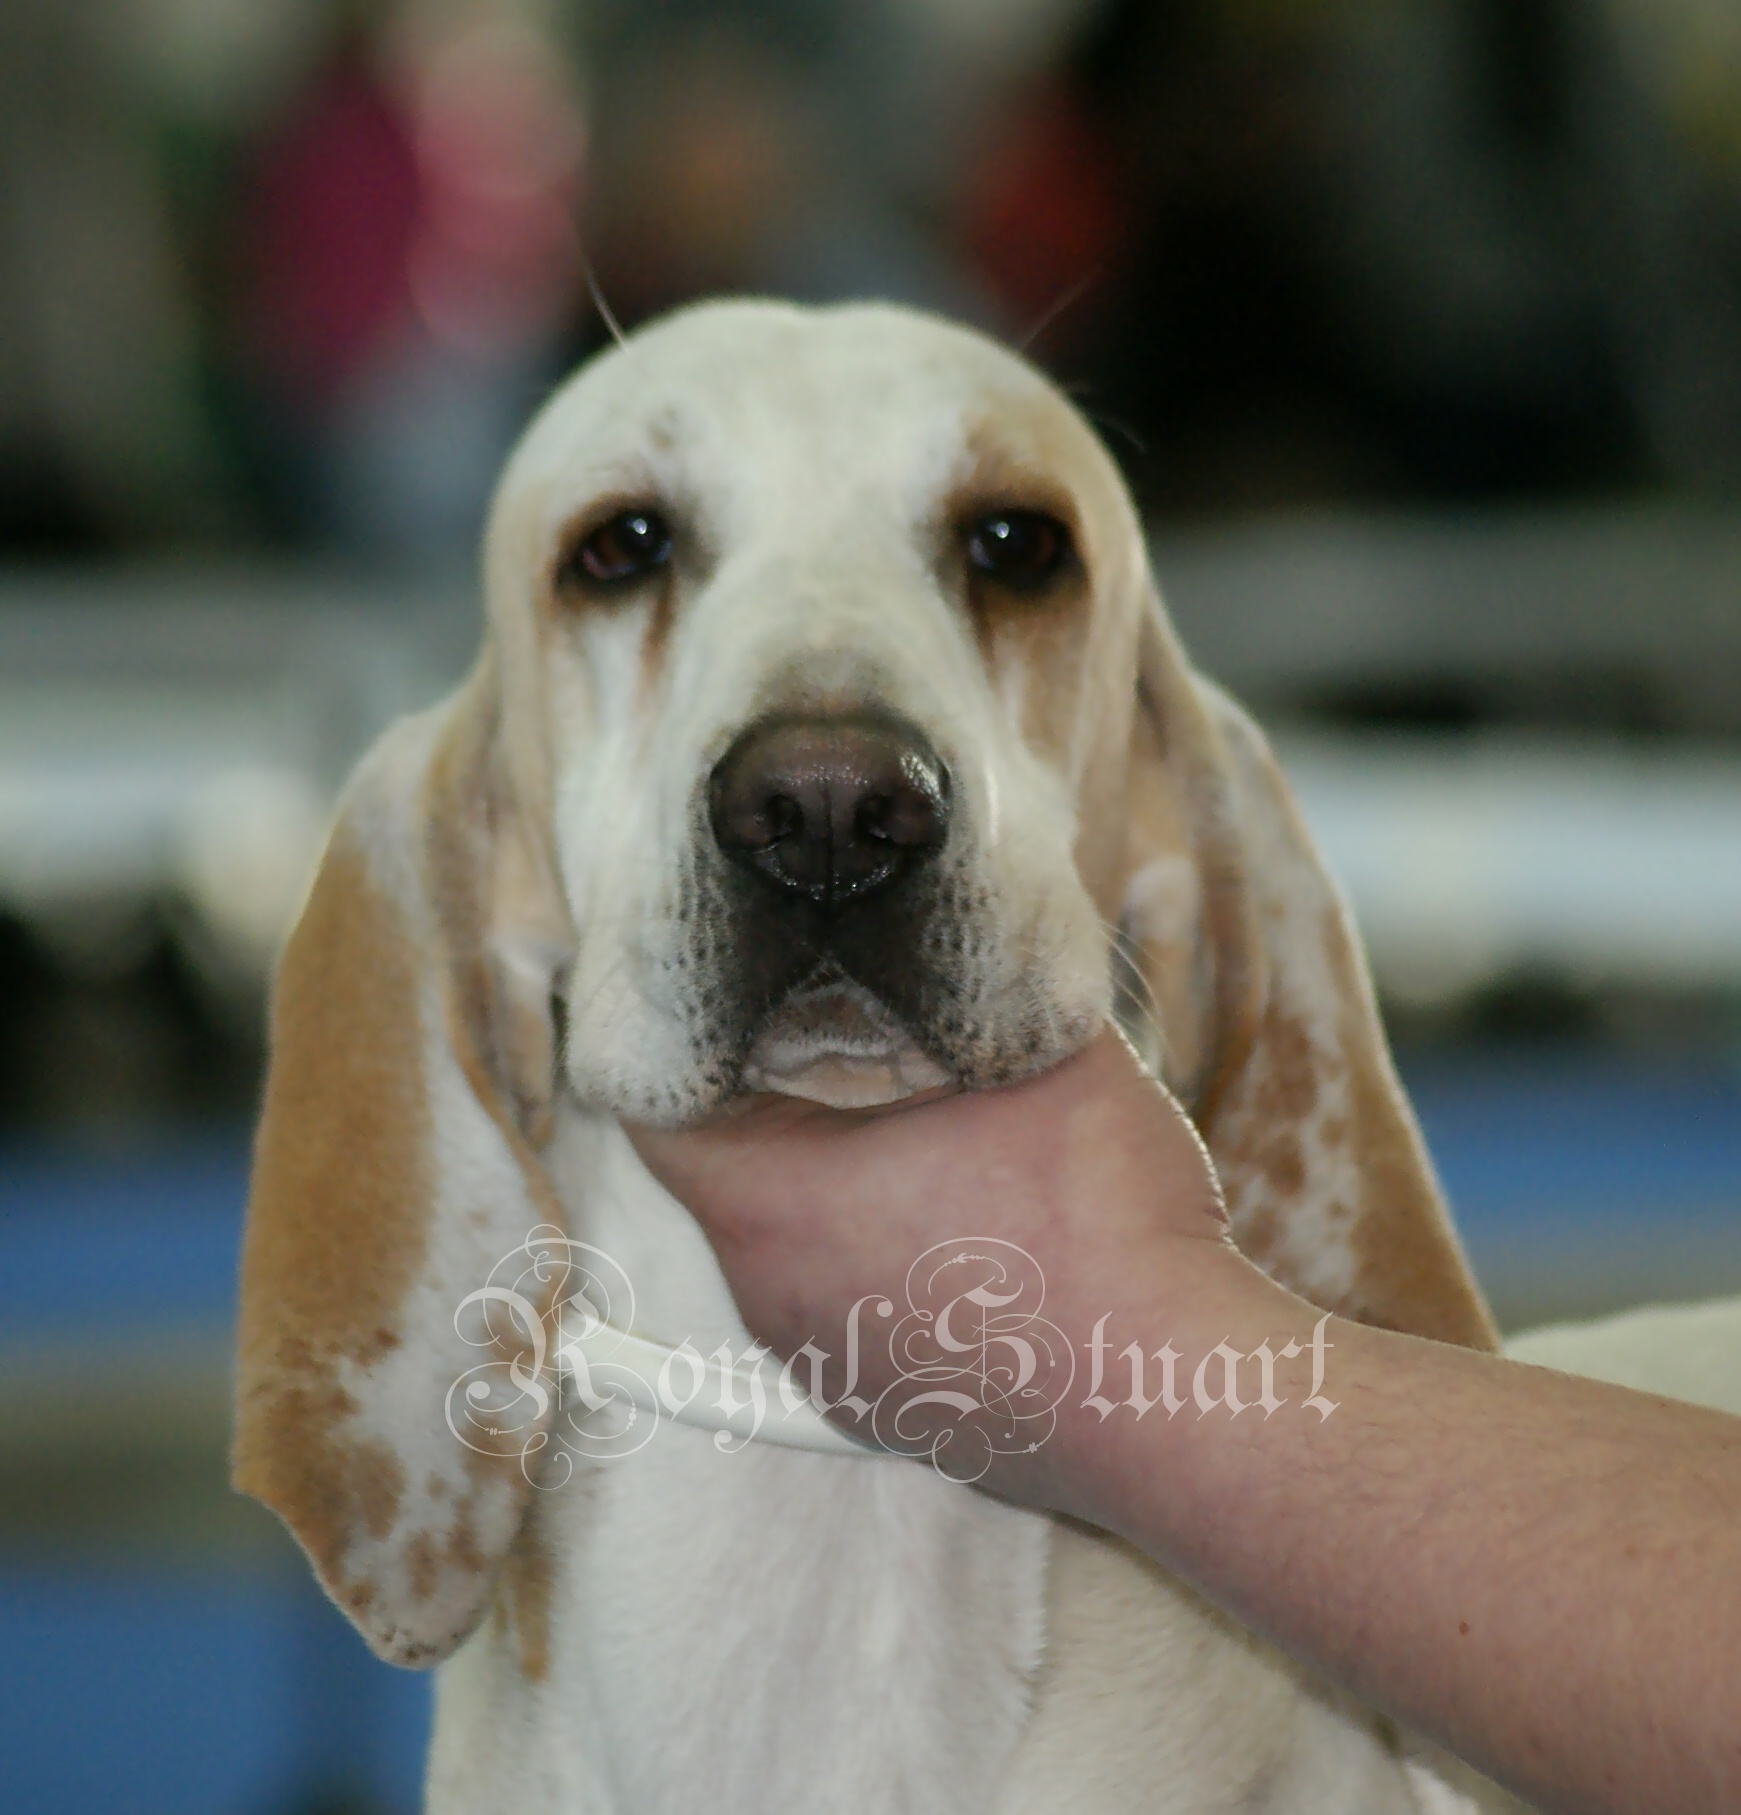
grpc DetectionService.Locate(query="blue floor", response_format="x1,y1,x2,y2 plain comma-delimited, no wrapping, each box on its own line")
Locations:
1405,1055,1741,1324
0,1054,1737,1812
1406,1056,1741,1234
0,1569,431,1815
0,1134,432,1815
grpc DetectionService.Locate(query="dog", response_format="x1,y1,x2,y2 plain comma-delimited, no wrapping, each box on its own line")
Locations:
234,299,1524,1812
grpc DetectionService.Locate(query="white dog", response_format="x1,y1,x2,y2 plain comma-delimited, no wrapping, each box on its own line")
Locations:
234,300,1523,1812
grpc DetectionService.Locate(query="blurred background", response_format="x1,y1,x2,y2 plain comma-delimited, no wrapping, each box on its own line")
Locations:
2,0,1739,1808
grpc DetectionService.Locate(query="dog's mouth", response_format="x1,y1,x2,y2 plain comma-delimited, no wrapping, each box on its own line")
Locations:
739,975,953,1109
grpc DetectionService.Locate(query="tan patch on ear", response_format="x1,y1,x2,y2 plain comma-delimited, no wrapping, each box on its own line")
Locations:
1117,700,1216,1098
233,830,431,1580
404,1495,490,1602
1145,674,1498,1351
425,690,568,1151
497,1495,556,1683
234,683,570,1667
1199,830,1497,1351
1118,633,1269,1113
1319,909,1500,1352
1209,996,1318,1274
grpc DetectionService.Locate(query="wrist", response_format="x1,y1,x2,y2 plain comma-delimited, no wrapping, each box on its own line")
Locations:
1039,1243,1342,1540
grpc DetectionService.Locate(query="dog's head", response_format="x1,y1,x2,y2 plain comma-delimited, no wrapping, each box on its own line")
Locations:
482,300,1153,1121
235,301,1495,1667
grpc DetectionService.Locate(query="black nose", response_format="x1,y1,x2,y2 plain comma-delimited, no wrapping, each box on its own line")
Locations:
709,713,950,908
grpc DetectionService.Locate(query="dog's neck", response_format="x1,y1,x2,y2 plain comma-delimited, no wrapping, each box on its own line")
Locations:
457,1102,1051,1814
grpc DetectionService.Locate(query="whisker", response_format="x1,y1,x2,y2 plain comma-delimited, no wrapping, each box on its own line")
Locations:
1083,407,1149,459
1016,270,1101,355
585,259,628,349
1099,911,1165,1066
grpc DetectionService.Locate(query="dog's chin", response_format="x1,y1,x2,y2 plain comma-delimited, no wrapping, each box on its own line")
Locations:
739,980,954,1110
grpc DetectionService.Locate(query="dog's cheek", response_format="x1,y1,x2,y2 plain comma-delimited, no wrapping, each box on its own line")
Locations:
916,866,1110,1087
555,917,720,1124
1054,910,1119,1050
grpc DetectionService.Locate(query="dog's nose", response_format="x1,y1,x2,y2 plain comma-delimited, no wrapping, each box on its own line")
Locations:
709,713,950,908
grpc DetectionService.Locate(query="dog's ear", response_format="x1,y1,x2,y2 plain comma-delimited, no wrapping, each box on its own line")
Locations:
233,660,574,1666
1123,603,1498,1351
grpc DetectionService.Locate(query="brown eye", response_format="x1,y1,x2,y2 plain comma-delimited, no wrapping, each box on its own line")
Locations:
567,508,672,586
965,510,1069,590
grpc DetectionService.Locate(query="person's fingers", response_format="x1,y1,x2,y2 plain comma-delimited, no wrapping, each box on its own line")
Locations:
625,1023,1227,1258
616,1024,1245,1521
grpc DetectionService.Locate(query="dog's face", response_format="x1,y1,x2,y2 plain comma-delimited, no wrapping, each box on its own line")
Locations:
485,302,1149,1123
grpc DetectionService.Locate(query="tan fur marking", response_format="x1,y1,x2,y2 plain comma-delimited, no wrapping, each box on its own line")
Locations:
498,1498,556,1683
429,671,570,1151
1208,999,1324,1276
233,831,430,1582
1116,706,1195,1086
424,769,569,1263
1320,909,1500,1351
408,1531,441,1604
1123,643,1497,1349
422,708,576,1507
638,569,678,701
980,587,1090,767
950,433,1100,775
953,415,1150,932
1209,751,1495,1347
1127,622,1269,1124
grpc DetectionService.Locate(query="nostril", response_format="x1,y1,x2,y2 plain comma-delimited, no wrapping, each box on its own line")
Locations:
858,796,893,843
764,794,803,847
865,762,947,850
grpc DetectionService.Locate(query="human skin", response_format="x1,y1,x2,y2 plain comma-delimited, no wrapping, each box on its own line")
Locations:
628,1029,1741,1815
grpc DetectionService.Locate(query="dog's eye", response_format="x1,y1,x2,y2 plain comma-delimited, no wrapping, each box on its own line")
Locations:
965,511,1069,590
567,509,672,586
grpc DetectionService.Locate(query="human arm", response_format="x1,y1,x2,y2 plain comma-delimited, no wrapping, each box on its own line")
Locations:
629,1029,1741,1815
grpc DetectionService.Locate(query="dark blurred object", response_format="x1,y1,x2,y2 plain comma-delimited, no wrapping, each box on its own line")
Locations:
237,13,583,567
578,0,995,330
962,0,1741,513
0,915,260,1136
0,0,236,550
243,38,423,417
7,0,1741,552
959,77,1128,337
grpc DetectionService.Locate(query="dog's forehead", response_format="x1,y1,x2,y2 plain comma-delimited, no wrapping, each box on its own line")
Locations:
498,300,1106,541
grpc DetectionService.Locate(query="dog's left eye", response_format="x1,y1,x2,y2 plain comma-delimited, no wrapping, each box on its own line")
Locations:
567,509,673,586
965,511,1070,590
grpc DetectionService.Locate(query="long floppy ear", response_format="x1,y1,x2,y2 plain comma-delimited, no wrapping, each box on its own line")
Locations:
1123,603,1498,1351
233,660,574,1665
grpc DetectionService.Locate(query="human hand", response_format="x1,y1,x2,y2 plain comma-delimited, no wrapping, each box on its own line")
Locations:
626,1026,1246,1510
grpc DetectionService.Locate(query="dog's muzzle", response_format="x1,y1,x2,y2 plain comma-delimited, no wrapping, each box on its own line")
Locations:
700,710,960,1108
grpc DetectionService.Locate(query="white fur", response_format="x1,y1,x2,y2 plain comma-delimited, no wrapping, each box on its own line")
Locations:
408,302,1523,1811
429,1106,1052,1814
490,302,1116,1125
429,1107,1506,1814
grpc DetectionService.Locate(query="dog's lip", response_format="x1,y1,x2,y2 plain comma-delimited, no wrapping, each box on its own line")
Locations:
739,978,953,1109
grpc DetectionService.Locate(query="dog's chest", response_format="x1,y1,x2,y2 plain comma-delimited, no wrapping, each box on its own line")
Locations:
428,1110,1051,1815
